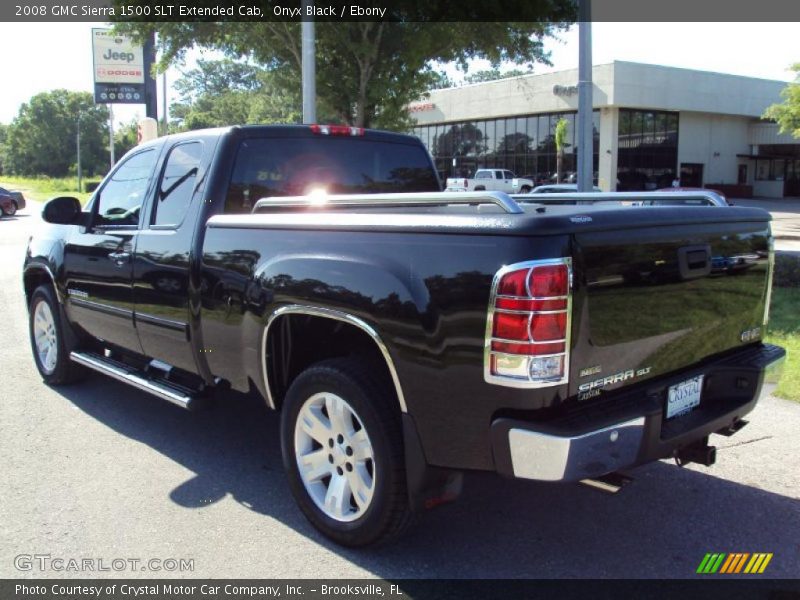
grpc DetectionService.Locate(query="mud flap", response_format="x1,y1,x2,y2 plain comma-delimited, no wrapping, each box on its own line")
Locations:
402,413,463,512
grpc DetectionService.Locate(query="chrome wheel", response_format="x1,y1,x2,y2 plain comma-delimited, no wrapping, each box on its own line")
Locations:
33,300,58,374
294,392,375,522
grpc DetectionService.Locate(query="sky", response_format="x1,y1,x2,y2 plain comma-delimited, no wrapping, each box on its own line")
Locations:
0,22,796,126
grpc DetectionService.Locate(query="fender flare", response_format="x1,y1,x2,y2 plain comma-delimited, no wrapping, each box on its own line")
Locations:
260,304,407,413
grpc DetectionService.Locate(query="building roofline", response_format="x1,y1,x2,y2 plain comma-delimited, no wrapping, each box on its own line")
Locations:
425,60,790,94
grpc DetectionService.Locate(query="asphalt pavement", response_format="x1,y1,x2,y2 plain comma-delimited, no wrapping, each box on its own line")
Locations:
1,201,798,579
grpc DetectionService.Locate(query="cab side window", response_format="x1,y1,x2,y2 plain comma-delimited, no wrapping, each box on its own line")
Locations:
153,142,203,227
96,149,156,226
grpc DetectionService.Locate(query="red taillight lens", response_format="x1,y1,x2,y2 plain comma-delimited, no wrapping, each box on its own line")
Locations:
487,259,571,385
497,269,528,296
495,298,566,311
530,264,568,297
491,341,566,355
493,312,529,341
530,312,567,341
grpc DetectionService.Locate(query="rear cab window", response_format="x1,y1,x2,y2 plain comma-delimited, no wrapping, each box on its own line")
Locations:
225,136,440,214
153,142,203,227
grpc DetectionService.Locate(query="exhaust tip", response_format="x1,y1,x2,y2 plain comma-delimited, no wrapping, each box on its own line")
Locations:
580,472,633,494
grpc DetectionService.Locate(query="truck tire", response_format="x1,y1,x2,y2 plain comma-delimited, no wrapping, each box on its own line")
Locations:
280,357,412,546
2,202,16,216
28,285,86,385
520,185,532,193
474,185,485,191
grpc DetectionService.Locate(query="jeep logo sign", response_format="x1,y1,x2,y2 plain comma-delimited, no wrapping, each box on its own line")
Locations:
102,49,136,63
92,27,144,85
92,27,146,105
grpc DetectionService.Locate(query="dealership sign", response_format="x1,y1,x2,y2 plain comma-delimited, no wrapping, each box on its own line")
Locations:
92,28,145,104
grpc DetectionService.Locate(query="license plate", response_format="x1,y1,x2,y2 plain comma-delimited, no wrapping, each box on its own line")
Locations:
666,375,704,419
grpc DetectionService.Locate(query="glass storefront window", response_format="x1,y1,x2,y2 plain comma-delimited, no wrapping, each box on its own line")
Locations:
414,110,601,182
617,108,679,191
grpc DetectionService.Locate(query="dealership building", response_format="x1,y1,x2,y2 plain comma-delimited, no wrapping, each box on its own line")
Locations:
410,61,799,198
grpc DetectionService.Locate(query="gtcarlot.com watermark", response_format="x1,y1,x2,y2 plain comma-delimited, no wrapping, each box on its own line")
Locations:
14,554,194,573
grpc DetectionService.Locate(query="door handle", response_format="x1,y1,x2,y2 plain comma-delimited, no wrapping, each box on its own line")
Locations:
109,251,131,265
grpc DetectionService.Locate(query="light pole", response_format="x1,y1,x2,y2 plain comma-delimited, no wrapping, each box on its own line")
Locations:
576,0,594,192
301,0,316,124
76,113,82,194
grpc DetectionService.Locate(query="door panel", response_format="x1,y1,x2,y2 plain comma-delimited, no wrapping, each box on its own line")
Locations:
133,141,204,374
63,148,158,353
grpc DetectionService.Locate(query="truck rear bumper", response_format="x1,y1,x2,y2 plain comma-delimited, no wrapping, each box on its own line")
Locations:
490,343,785,482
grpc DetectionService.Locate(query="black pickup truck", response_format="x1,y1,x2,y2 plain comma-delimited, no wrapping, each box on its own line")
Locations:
24,125,784,546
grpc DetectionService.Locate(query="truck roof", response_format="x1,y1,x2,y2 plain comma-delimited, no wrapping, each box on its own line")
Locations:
137,124,422,150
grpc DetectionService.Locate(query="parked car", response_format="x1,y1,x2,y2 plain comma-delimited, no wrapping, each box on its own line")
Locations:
0,186,26,214
24,124,784,547
445,169,534,193
0,196,16,217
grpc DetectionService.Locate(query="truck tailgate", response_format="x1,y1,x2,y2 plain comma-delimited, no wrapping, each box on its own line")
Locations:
571,217,772,399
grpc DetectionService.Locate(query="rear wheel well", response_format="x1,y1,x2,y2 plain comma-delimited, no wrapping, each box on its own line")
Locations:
265,313,396,411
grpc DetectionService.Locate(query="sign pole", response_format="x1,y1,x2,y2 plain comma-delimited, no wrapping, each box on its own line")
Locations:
109,104,115,168
161,70,168,134
143,32,158,121
76,117,82,194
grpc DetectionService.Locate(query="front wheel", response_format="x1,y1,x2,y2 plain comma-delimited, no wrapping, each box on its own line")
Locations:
2,202,16,216
280,358,412,546
29,285,86,385
520,185,532,193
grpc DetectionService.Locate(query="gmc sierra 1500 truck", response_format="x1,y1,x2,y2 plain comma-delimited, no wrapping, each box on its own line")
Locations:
24,125,784,546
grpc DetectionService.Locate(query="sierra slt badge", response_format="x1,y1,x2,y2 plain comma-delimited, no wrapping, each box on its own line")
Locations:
578,366,652,393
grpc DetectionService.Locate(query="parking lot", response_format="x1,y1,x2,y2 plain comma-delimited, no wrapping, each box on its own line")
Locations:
1,201,798,579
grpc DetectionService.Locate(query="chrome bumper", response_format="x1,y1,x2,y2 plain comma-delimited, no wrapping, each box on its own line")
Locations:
762,352,785,387
492,345,785,483
507,417,645,482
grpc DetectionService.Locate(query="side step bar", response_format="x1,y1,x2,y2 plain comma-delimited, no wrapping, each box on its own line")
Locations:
70,351,198,410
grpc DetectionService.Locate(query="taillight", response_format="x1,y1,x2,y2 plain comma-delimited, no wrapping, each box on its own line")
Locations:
310,124,365,136
484,258,571,387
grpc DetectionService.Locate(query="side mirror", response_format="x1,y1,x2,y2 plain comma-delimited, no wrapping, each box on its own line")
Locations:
43,196,83,225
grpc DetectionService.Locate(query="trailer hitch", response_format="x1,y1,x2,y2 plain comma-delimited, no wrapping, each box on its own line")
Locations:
675,436,717,467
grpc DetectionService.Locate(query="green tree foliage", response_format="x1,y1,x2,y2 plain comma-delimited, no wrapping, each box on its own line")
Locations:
554,117,568,183
112,14,574,130
3,91,110,177
763,64,800,138
114,119,140,159
463,67,533,84
169,58,302,130
0,123,7,174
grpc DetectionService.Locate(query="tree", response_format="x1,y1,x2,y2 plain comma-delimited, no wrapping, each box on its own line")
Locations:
114,119,139,159
463,67,533,85
112,13,574,130
0,123,8,174
554,117,568,183
170,59,303,130
3,90,110,177
763,63,800,138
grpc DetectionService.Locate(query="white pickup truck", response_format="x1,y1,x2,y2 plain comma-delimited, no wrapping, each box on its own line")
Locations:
445,169,534,194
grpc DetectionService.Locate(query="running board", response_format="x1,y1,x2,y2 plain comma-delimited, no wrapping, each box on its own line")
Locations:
70,351,198,410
